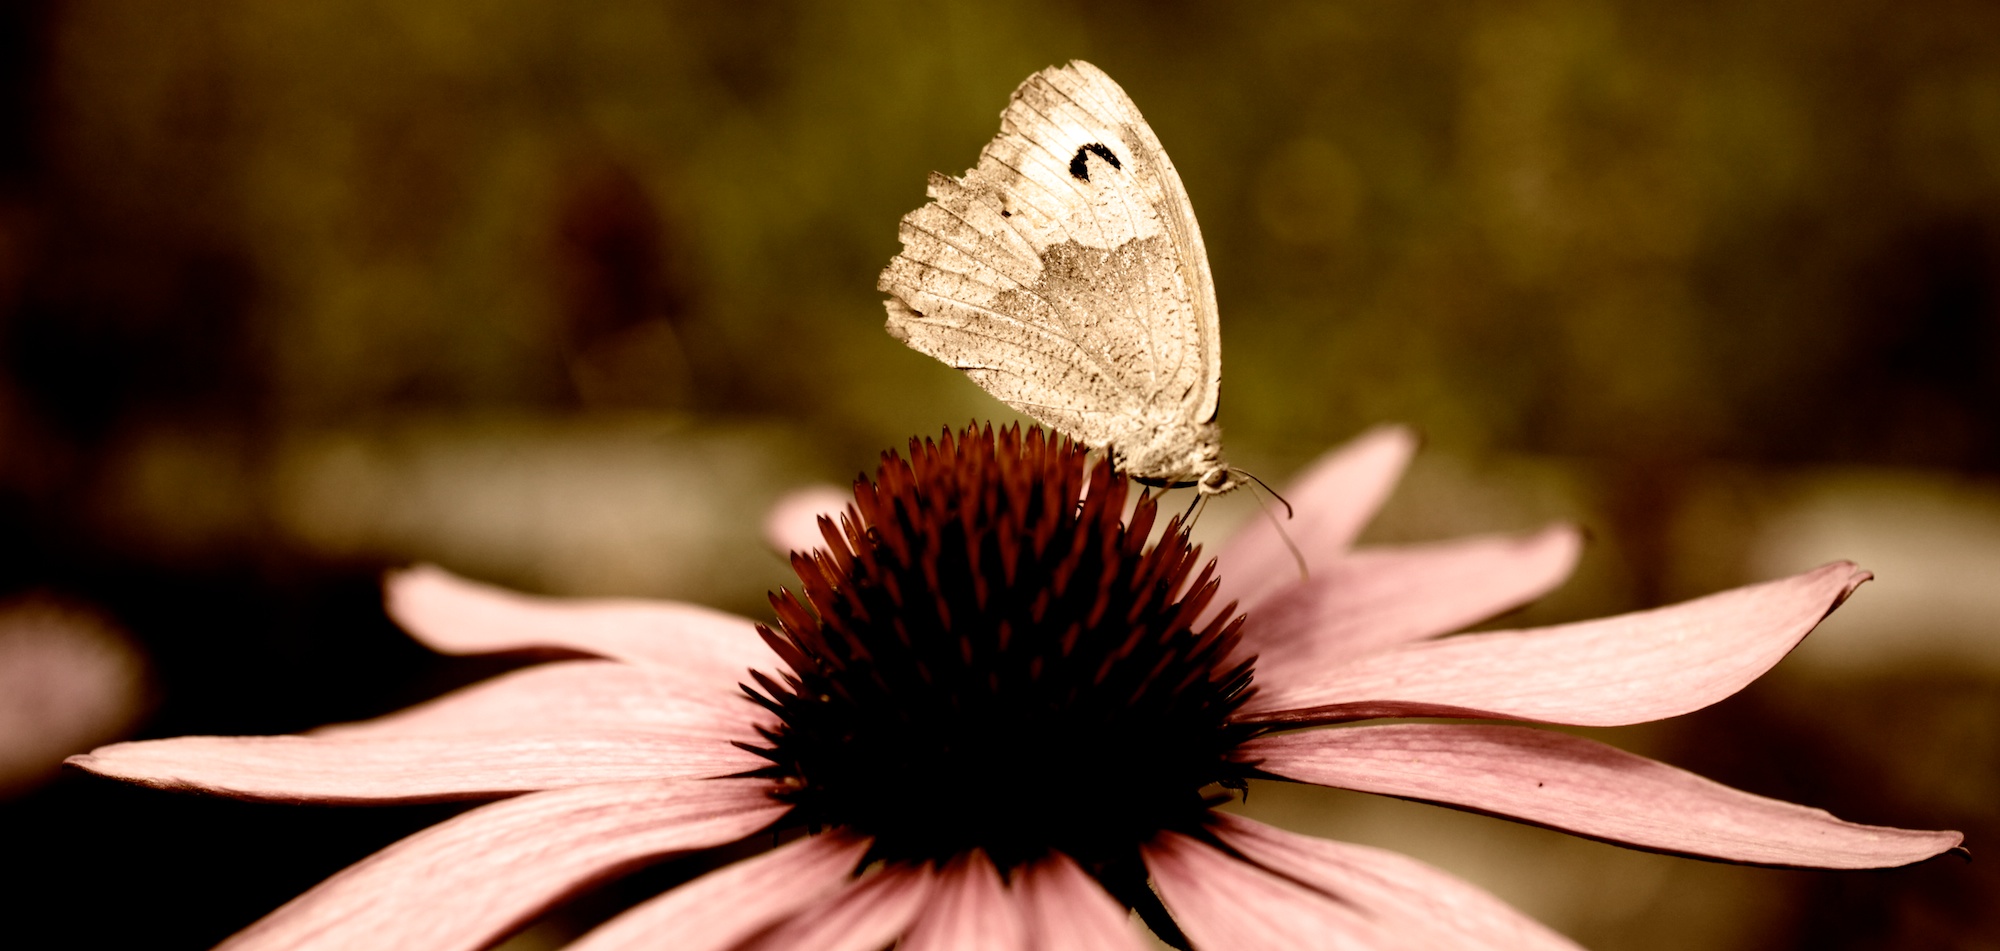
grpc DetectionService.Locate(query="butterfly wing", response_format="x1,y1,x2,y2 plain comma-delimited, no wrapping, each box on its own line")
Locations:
878,61,1223,473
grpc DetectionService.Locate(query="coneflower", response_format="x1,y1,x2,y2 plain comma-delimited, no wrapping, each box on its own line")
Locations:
71,424,1962,950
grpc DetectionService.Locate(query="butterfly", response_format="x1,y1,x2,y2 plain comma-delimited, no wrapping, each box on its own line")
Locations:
878,60,1248,496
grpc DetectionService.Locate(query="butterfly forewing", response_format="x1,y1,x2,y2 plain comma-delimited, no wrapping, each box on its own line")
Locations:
880,61,1232,489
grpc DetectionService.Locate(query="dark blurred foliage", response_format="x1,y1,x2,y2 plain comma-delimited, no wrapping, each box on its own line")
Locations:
0,1,1994,948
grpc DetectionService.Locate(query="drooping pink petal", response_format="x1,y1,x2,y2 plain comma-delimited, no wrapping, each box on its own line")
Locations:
1242,724,1965,868
900,850,1027,951
68,731,765,803
736,861,939,951
567,831,870,951
1207,812,1583,950
1143,830,1409,950
214,777,785,951
1240,525,1582,690
1214,425,1417,613
765,484,855,555
386,565,776,683
1015,852,1151,951
1239,562,1868,726
309,660,765,741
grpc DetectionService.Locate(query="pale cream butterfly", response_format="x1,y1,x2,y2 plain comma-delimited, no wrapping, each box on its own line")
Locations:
878,60,1250,497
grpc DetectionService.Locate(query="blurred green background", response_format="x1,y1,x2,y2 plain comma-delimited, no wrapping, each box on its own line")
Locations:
1,1,1995,948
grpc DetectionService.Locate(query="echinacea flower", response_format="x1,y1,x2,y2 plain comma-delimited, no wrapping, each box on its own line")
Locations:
70,423,1963,950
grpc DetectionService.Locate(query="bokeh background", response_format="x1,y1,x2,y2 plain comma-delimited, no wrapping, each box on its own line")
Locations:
3,1,1996,947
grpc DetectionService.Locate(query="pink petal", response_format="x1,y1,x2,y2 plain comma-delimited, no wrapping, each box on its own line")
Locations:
900,850,1028,951
310,660,764,741
1207,812,1582,950
1143,830,1408,950
736,861,939,951
1015,852,1151,951
1242,724,1965,868
69,731,765,803
1240,562,1868,726
214,777,785,951
1215,425,1417,613
568,831,870,951
386,564,776,683
1240,525,1581,691
765,484,855,555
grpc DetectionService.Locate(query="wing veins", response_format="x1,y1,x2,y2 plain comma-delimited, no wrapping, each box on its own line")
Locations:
916,198,1110,366
922,320,1134,413
900,216,1033,293
915,181,1040,277
1037,74,1168,398
1004,93,1118,255
952,182,1053,281
890,268,1137,396
970,122,1152,400
1066,65,1217,423
1060,73,1192,408
995,107,1140,405
975,151,1069,234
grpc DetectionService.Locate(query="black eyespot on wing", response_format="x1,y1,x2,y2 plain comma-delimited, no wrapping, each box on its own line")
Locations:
1001,209,1012,217
1068,143,1122,181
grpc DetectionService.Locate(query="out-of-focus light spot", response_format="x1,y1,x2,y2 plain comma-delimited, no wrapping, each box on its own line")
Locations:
1749,470,2000,673
267,416,817,601
0,595,149,797
761,483,853,556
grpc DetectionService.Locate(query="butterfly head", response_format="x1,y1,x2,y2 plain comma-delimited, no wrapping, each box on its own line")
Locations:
1129,457,1245,496
1120,421,1247,496
1198,462,1250,496
1178,422,1247,496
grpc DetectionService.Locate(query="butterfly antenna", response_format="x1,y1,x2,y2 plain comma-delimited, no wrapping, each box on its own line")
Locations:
1245,473,1308,581
1239,469,1295,519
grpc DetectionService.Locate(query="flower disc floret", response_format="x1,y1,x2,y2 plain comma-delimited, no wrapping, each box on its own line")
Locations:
742,424,1260,872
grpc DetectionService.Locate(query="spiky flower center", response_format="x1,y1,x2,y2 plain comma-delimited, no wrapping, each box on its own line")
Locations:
743,424,1259,876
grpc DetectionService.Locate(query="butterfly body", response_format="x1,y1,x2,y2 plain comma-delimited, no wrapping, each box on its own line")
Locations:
880,61,1248,496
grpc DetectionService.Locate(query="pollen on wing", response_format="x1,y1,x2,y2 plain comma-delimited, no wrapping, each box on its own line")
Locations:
739,423,1261,873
